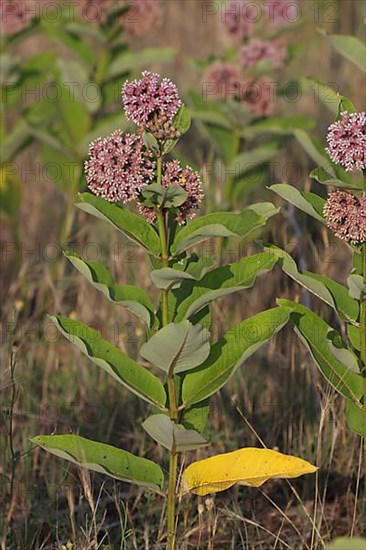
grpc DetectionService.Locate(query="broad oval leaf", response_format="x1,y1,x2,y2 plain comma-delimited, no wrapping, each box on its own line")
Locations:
142,414,208,452
346,400,364,437
175,251,278,321
347,274,365,300
75,193,161,256
182,307,290,406
31,434,164,492
181,447,317,496
51,316,167,408
171,209,266,255
270,184,325,222
65,251,155,326
106,47,175,80
266,246,359,323
278,300,363,405
140,321,210,375
151,267,196,290
319,30,366,72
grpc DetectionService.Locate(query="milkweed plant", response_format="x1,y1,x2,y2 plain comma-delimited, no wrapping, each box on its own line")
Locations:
32,72,317,549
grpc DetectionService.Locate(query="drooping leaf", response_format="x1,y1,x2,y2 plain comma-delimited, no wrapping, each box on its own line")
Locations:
269,184,325,222
171,209,266,255
266,246,359,323
182,307,290,406
31,434,164,492
141,184,187,208
150,268,196,290
140,321,210,375
51,316,167,408
277,300,363,405
300,77,357,115
142,414,208,452
181,447,317,496
310,166,361,190
75,193,161,256
65,251,155,325
319,30,366,72
175,251,278,321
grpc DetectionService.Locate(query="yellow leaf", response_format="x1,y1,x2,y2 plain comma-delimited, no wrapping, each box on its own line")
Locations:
181,447,317,496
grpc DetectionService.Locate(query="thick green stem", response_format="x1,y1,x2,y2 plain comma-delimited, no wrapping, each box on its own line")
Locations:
155,157,178,549
361,243,366,460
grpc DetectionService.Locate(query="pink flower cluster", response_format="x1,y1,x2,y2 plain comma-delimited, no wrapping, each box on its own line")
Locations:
122,71,181,129
223,0,256,40
323,191,366,245
326,112,366,172
85,130,155,203
240,39,286,70
138,160,204,225
202,62,275,118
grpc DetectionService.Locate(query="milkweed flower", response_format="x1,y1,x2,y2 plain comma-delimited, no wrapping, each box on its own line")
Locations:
138,160,204,225
240,39,286,70
264,0,299,26
122,71,181,129
85,130,155,203
124,0,162,35
326,111,366,172
222,0,256,40
323,191,366,245
202,61,241,101
241,78,275,118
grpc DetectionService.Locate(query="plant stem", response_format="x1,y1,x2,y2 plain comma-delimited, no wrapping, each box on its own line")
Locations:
155,156,178,549
361,242,366,461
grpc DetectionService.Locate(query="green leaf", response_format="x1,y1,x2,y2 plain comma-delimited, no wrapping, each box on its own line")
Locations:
181,399,210,431
346,400,364,436
172,209,266,255
31,434,164,492
140,321,210,375
75,193,161,256
269,184,325,222
277,300,363,405
266,246,359,323
182,307,290,406
300,78,352,115
242,116,314,138
41,18,94,65
151,267,196,290
65,251,155,326
41,145,80,192
173,104,191,134
51,316,167,408
319,30,366,72
141,183,187,208
228,144,279,178
348,325,360,351
310,166,361,190
143,414,208,452
324,538,366,550
57,58,101,114
106,47,175,80
57,79,91,147
1,119,33,161
347,274,366,300
175,251,278,321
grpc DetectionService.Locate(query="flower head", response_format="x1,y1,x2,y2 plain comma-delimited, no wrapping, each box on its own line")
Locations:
240,39,286,70
264,0,299,26
222,0,256,40
85,130,155,203
326,111,366,172
124,0,162,36
122,71,181,129
241,78,275,118
323,191,366,245
202,62,241,101
138,160,204,225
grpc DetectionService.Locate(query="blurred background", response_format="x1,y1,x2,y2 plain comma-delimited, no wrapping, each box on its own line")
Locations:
1,1,365,548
